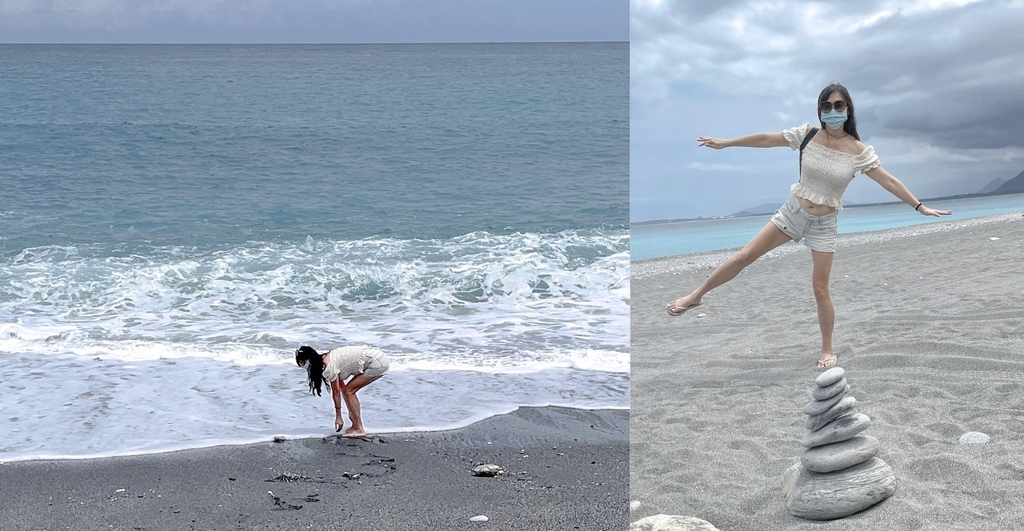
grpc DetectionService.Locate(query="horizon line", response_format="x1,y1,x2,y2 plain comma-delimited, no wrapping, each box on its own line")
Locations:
0,40,627,46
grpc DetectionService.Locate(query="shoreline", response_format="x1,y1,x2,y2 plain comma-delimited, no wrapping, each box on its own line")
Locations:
1,405,628,530
0,403,631,465
630,213,1024,529
632,209,1024,278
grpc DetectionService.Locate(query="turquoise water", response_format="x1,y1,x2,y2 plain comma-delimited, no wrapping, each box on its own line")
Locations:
631,194,1024,260
0,43,629,462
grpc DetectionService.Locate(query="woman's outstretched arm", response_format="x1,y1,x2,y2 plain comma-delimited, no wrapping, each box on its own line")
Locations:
698,132,788,149
865,166,952,217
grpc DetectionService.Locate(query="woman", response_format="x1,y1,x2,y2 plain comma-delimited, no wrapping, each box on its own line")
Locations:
666,83,951,369
295,344,391,437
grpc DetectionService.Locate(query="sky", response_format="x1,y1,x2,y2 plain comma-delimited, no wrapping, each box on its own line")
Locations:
0,0,627,44
631,0,1024,222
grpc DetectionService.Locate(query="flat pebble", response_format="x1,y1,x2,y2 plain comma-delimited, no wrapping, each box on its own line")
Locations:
470,515,489,522
812,377,848,400
959,432,990,444
815,367,845,387
803,384,851,416
806,396,856,431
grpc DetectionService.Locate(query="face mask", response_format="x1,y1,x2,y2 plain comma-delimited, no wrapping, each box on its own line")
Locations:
821,110,847,130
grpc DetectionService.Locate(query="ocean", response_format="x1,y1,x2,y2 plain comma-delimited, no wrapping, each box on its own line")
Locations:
631,194,1024,260
0,43,629,462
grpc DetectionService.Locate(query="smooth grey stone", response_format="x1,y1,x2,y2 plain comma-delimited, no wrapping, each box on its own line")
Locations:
815,367,845,387
803,384,851,416
782,457,896,520
801,435,880,473
812,377,848,400
806,396,856,431
630,515,721,531
959,432,990,444
472,464,506,477
802,413,872,448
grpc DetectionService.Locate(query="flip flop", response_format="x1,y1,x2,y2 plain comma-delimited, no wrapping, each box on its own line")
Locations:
666,300,702,316
816,353,838,370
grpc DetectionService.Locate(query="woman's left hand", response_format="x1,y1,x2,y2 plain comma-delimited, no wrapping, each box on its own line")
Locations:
919,206,952,217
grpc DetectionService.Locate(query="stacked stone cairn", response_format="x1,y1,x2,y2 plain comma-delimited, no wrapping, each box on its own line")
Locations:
782,367,896,520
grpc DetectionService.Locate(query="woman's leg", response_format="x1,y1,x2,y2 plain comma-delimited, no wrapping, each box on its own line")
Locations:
340,373,382,438
668,222,794,313
811,250,836,367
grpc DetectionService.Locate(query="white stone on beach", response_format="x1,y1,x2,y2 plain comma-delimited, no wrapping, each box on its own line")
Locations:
697,313,706,318
959,432,990,444
990,237,1000,240
800,435,880,473
782,458,896,520
815,367,845,387
803,384,851,416
472,464,506,477
812,377,848,400
470,515,489,522
806,397,856,431
630,514,720,531
802,413,872,448
630,500,642,511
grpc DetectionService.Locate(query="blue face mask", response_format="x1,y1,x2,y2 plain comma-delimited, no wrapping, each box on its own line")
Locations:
821,110,848,130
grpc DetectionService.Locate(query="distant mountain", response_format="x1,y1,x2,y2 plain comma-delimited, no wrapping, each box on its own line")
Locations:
732,202,781,217
979,178,1007,193
992,169,1024,194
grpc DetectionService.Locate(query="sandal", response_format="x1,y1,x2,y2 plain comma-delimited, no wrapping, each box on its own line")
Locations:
666,298,702,316
816,353,838,370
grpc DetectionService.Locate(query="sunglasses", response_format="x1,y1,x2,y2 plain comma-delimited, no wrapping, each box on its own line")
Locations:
819,100,848,113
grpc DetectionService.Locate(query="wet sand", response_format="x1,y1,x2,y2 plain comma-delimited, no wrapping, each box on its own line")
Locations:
0,406,627,530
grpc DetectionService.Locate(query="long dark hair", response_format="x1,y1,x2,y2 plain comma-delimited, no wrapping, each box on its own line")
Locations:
295,346,325,396
816,83,861,140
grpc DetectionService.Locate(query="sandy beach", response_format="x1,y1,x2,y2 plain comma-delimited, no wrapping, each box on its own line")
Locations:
630,212,1024,530
0,406,627,531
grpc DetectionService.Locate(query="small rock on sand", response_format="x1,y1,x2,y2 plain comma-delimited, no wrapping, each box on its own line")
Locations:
470,515,489,522
472,464,505,477
630,500,642,511
272,435,287,443
630,514,720,531
959,432,990,444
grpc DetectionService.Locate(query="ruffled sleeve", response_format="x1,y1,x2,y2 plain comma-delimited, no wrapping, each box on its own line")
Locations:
854,146,881,174
782,124,811,151
322,352,340,383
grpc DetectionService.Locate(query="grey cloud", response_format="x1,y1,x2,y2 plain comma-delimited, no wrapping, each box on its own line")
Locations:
631,0,1023,219
633,0,1024,148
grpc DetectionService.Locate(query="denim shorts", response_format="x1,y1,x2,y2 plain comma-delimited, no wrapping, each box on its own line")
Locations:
770,195,838,253
363,348,391,378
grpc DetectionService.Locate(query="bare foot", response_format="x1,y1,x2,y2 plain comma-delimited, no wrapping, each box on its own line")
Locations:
342,428,367,438
816,352,838,370
666,295,703,316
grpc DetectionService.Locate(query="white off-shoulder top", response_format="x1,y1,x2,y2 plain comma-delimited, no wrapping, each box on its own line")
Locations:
322,345,375,383
782,124,881,210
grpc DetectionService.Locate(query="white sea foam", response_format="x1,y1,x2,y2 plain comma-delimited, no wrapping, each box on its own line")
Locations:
0,229,629,461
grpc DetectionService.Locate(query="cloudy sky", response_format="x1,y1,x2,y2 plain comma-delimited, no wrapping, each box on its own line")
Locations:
0,0,627,43
631,0,1024,222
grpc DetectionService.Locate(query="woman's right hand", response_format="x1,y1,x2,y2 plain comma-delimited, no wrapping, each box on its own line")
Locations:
335,415,344,432
697,136,728,149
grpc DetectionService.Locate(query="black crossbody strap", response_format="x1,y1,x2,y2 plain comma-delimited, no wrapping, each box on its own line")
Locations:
799,127,819,181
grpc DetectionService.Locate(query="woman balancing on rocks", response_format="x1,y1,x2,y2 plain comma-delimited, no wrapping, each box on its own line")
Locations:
295,345,391,437
666,83,951,369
